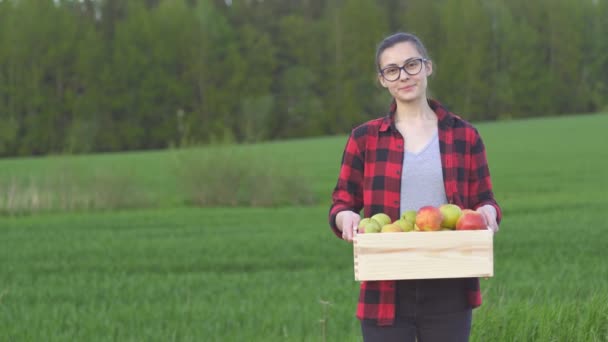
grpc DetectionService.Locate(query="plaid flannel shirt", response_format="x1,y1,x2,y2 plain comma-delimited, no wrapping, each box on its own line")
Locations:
329,99,502,326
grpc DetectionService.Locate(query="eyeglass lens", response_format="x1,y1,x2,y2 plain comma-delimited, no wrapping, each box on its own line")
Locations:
382,59,423,81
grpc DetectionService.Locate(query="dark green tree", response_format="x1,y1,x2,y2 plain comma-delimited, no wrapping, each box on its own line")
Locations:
321,0,389,133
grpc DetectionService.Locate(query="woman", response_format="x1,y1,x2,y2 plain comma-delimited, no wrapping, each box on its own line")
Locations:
329,32,502,341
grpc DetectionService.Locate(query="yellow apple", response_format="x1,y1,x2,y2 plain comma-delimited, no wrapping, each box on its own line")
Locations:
381,223,404,233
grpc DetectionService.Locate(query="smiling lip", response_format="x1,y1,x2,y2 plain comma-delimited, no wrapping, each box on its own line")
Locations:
399,85,415,92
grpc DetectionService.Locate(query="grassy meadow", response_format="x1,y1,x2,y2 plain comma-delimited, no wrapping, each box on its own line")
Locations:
1,113,607,341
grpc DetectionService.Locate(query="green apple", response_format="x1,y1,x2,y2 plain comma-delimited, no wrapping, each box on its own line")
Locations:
401,210,417,224
357,218,371,231
439,204,462,229
371,213,392,227
364,219,382,233
393,218,414,232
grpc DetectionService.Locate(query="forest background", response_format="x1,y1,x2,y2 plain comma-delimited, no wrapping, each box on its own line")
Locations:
0,0,606,157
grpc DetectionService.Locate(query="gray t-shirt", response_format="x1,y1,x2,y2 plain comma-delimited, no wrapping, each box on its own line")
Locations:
400,131,448,215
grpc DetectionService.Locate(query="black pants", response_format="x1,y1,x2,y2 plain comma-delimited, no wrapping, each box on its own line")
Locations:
361,278,472,342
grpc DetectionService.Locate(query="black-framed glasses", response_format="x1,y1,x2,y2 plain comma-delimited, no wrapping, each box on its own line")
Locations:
379,58,429,81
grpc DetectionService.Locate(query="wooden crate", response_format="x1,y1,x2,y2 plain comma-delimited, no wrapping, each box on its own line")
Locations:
353,230,493,281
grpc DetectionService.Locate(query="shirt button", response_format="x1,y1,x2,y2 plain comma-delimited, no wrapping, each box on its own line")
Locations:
394,201,399,205
396,170,401,175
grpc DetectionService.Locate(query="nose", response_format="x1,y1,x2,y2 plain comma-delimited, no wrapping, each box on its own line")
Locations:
399,68,409,81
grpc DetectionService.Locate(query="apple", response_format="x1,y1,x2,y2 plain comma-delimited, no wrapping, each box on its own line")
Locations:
401,210,417,224
393,218,414,232
456,209,487,230
439,204,462,229
363,219,382,233
371,213,392,227
416,206,444,231
357,217,371,232
381,223,404,233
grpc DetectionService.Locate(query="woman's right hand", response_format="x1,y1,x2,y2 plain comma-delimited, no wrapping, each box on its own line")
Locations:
336,210,360,242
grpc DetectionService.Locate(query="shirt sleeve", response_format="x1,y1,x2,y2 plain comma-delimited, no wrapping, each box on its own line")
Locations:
328,132,365,237
468,129,502,224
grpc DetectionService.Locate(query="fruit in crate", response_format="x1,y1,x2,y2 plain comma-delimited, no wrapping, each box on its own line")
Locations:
381,223,404,233
363,219,382,233
357,217,372,231
371,213,392,226
439,204,462,229
415,206,444,231
401,210,417,225
456,210,487,230
393,218,414,232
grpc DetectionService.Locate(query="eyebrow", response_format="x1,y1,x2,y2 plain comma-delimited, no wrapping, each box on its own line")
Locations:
381,57,423,69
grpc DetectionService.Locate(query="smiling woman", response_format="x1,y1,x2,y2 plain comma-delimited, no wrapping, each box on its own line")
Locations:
328,32,502,342
376,40,433,106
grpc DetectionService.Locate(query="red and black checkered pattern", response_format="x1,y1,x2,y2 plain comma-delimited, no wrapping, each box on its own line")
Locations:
329,99,502,326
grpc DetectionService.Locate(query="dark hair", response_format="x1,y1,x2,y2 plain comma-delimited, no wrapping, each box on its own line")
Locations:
375,32,430,72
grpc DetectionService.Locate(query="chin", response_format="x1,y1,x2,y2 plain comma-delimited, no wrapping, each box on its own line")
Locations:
396,93,425,104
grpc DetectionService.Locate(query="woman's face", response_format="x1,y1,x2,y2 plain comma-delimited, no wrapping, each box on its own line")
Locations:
377,42,432,103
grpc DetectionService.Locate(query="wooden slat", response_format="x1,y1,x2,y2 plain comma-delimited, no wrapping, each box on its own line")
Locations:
353,230,493,281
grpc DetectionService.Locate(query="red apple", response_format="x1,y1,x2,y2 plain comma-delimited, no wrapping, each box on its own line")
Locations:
415,206,444,231
455,209,487,230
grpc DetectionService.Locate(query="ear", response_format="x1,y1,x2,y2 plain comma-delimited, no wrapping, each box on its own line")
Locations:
425,60,433,77
378,73,388,88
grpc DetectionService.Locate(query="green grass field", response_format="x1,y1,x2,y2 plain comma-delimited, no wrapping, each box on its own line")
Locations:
1,113,607,341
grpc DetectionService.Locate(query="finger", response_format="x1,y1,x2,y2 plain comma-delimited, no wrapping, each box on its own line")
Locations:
487,219,498,233
482,211,491,225
344,231,351,242
342,218,353,241
344,214,361,241
344,230,353,242
341,220,348,239
350,220,358,238
348,220,358,241
342,226,350,241
478,206,498,232
352,216,360,233
479,210,494,231
484,212,498,232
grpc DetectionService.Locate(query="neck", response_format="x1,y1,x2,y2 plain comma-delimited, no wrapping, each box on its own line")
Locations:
394,97,435,123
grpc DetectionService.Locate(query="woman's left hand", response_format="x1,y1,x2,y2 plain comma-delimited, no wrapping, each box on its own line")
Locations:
476,205,499,233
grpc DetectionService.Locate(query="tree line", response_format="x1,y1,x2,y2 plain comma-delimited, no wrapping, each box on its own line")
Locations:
0,0,606,157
